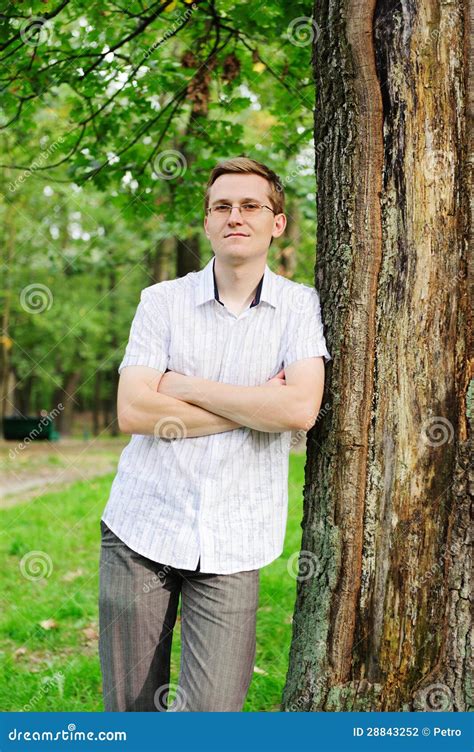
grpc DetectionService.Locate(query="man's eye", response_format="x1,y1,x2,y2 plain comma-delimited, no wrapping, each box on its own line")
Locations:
242,203,260,211
214,204,231,212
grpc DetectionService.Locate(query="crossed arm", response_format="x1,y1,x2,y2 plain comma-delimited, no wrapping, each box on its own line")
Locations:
117,358,325,437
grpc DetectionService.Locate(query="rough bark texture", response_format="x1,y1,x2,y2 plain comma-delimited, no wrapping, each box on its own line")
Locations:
281,0,472,711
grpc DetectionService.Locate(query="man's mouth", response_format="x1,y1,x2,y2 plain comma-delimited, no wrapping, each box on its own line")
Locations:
224,233,250,237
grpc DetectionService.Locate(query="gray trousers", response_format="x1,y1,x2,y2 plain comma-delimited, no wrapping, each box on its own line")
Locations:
98,521,260,712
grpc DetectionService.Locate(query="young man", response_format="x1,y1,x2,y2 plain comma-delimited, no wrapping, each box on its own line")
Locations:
98,157,332,712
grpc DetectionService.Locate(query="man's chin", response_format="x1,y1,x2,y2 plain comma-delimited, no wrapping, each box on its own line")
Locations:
211,240,270,260
215,243,254,256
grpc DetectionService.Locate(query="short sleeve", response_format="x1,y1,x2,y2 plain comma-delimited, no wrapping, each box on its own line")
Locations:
283,287,332,368
118,287,170,374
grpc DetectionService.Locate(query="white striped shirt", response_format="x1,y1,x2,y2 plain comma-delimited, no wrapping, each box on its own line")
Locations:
102,256,332,574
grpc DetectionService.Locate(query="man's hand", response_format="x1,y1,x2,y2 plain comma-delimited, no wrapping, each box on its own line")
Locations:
158,368,287,398
157,370,194,399
117,365,243,438
156,366,314,433
266,367,286,387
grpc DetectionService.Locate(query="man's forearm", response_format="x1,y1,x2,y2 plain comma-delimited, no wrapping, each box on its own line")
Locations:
121,387,242,438
159,376,303,432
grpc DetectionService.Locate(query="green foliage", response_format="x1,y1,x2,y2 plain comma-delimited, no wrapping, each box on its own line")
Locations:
0,0,318,420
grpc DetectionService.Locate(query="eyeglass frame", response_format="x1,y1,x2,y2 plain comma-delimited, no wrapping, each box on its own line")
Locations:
206,201,276,217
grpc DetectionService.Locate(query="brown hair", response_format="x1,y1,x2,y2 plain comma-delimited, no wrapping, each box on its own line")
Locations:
204,156,285,215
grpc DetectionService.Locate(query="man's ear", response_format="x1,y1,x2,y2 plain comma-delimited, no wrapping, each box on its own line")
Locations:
203,215,209,237
272,213,287,238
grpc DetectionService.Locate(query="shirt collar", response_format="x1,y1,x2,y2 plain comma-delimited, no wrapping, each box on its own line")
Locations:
195,256,278,308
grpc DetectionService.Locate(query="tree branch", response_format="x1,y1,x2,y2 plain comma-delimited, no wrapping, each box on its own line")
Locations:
0,0,71,53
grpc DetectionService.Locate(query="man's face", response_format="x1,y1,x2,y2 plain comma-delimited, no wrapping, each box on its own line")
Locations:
203,173,287,260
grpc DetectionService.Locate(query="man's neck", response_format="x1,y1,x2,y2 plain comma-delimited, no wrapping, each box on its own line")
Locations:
213,255,266,308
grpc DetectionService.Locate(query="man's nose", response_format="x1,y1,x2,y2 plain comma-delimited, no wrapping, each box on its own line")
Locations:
227,206,243,224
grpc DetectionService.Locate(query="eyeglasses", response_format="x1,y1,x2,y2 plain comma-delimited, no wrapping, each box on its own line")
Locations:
207,202,276,217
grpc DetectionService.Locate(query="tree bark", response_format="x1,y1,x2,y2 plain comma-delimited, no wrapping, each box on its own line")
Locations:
282,0,471,712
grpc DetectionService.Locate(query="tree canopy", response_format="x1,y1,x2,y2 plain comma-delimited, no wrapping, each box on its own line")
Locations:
1,0,320,426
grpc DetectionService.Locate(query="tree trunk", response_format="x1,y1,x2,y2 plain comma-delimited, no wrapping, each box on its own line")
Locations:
148,236,176,284
105,268,120,436
102,369,120,437
92,370,101,436
282,0,471,712
276,199,299,278
176,234,201,278
53,371,81,436
0,194,15,421
176,100,210,277
15,372,34,416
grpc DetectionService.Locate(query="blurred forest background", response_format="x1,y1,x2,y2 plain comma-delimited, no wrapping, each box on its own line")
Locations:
0,5,322,709
1,0,320,436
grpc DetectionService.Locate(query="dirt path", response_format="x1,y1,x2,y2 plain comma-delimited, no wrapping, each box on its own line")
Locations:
0,437,127,508
1,430,308,509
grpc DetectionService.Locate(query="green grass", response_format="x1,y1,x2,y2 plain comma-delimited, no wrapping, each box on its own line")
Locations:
0,455,306,712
